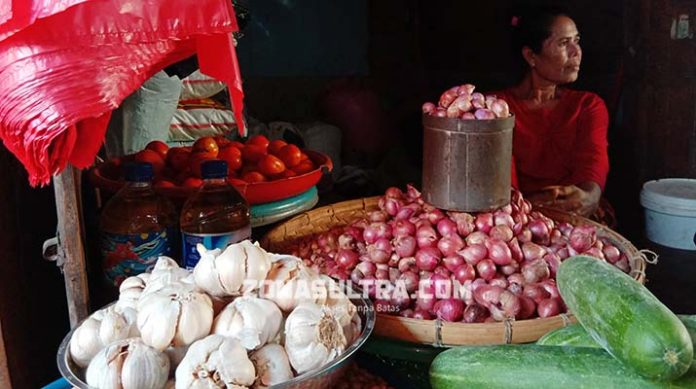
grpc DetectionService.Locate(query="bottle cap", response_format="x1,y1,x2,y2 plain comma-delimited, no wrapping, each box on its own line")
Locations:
201,160,228,179
124,162,153,182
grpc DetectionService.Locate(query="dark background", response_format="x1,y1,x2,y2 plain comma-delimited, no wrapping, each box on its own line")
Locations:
0,0,694,387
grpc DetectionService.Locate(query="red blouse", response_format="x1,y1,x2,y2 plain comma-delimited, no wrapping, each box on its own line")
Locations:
497,89,610,193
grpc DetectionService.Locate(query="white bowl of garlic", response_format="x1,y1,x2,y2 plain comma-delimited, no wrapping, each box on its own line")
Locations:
56,240,375,389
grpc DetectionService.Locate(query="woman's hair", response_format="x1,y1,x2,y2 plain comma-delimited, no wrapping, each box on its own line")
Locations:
509,5,572,79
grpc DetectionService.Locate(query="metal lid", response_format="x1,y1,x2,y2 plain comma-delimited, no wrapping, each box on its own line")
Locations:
201,160,227,179
124,162,153,182
640,178,696,217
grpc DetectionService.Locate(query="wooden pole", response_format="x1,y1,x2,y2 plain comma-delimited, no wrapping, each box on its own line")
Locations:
0,318,11,388
53,165,90,327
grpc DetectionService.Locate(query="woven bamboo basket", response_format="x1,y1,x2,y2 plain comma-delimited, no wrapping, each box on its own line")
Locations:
261,197,647,346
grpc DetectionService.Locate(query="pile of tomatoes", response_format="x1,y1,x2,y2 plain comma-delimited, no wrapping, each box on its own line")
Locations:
124,135,316,189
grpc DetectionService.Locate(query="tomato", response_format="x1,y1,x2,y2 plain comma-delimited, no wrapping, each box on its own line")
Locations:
145,140,169,160
268,139,288,155
299,152,310,161
213,135,232,148
258,154,286,176
134,149,165,175
292,159,315,175
242,144,267,163
166,147,191,172
280,169,298,178
228,178,247,187
154,179,176,188
241,171,267,183
278,144,302,168
192,136,219,157
246,134,270,149
189,153,217,178
218,146,243,171
229,141,245,149
182,177,204,188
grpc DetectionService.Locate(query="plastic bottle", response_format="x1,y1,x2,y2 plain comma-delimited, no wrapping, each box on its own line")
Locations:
180,160,251,269
99,162,178,287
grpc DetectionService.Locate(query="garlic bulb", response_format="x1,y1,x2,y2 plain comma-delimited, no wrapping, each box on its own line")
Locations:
261,255,322,312
86,338,169,389
193,240,272,297
69,305,139,368
318,276,360,344
212,297,282,350
116,274,148,311
343,311,363,345
284,303,347,374
137,281,213,351
141,257,191,297
175,334,255,389
250,344,294,388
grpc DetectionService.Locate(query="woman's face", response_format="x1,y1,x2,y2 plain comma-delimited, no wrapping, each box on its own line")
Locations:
527,16,582,84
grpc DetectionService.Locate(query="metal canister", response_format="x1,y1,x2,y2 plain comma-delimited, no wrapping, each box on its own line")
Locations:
422,114,514,212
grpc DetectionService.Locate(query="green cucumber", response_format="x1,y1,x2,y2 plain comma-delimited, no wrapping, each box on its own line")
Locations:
537,323,599,347
557,256,693,381
430,345,696,389
539,316,696,373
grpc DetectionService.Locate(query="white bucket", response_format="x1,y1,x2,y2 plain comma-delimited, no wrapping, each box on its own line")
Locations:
640,178,696,251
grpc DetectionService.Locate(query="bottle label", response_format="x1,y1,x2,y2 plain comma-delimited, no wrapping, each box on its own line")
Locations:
101,228,175,286
182,226,252,270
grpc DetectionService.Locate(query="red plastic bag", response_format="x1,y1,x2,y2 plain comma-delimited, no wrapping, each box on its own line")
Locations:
0,0,246,186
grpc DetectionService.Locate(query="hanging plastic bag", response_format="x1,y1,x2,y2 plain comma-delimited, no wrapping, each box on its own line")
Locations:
0,0,246,186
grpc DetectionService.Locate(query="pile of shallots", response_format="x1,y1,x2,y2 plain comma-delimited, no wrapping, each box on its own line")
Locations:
68,240,362,389
289,185,631,324
422,83,510,120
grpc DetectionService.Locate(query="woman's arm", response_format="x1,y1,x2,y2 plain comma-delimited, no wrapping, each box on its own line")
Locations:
570,93,610,191
526,181,601,217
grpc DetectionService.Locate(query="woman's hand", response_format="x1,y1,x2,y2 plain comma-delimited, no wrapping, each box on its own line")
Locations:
527,182,601,217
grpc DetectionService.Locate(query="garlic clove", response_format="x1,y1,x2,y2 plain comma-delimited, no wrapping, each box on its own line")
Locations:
213,336,256,386
138,282,213,351
239,241,272,292
173,292,213,347
138,292,180,351
138,272,151,284
250,344,294,388
121,340,170,389
87,338,169,389
262,256,320,312
344,311,362,345
192,244,227,297
213,297,282,351
143,257,190,296
69,316,102,368
175,335,255,389
85,341,124,389
119,275,146,294
152,256,181,272
284,303,347,374
99,307,131,345
115,288,142,311
214,243,246,295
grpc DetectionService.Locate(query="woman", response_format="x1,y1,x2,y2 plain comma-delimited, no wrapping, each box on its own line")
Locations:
497,7,612,223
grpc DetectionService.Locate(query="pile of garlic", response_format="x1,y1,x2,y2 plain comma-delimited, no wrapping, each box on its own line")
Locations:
68,240,362,389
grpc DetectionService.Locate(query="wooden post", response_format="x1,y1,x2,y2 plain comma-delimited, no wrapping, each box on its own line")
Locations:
53,165,90,327
0,319,11,388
